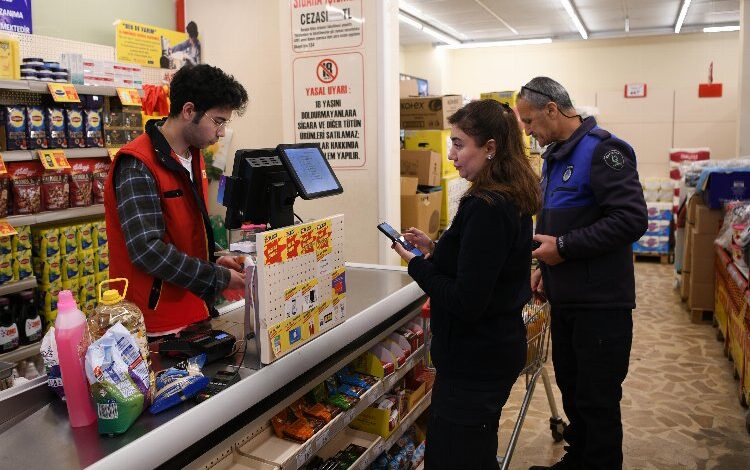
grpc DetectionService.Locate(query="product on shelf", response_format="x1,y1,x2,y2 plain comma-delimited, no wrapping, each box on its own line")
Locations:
3,105,29,150
0,297,19,352
45,107,68,148
0,176,9,218
8,162,42,214
69,161,93,208
0,37,20,81
59,225,77,256
84,101,104,148
41,169,70,211
41,327,64,397
271,406,325,443
12,225,31,252
66,106,85,148
26,106,49,150
0,252,12,285
13,249,32,280
17,290,42,344
78,223,93,251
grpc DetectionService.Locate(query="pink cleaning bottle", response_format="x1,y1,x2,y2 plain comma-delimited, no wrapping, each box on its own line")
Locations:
55,290,96,427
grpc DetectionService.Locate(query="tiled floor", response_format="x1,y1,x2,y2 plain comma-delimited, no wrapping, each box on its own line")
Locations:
500,262,750,470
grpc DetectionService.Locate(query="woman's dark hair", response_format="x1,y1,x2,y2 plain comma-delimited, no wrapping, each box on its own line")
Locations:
186,21,199,39
169,64,248,118
448,99,542,216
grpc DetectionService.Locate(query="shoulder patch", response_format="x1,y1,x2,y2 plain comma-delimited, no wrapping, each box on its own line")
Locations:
602,149,625,171
588,128,611,140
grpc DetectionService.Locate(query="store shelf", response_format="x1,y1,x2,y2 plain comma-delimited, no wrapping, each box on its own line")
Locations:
0,276,36,297
0,79,143,97
353,390,432,470
6,205,104,227
2,147,109,162
0,341,42,364
237,345,425,470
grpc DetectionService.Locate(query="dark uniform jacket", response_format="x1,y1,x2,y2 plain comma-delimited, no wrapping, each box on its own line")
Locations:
536,117,648,309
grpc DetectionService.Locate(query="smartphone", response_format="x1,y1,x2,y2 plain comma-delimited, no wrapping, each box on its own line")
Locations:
377,222,423,256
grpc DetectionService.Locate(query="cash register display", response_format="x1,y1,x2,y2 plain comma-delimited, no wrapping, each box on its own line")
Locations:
277,144,343,200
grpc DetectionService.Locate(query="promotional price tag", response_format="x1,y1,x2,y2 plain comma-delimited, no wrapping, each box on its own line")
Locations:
296,444,314,467
38,150,71,170
107,147,121,161
117,87,143,107
0,153,6,175
315,427,331,449
47,83,81,103
0,220,17,237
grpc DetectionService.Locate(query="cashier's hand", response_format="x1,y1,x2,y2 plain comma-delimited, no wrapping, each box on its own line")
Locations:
532,234,564,266
391,242,417,263
227,269,246,291
218,255,244,272
531,268,544,294
403,227,434,258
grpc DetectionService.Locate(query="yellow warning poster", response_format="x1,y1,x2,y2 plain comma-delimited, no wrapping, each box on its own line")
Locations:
116,20,198,69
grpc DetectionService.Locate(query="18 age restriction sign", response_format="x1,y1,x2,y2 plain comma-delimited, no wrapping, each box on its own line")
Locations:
317,59,338,83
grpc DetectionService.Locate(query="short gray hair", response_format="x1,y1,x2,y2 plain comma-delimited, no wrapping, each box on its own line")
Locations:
519,77,574,111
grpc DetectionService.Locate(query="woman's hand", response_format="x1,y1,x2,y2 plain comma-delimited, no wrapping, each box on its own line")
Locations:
391,241,417,263
403,227,434,256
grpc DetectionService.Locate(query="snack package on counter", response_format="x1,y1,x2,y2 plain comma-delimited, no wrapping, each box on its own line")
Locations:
41,170,70,211
26,106,49,149
59,225,77,256
8,162,42,215
33,226,61,258
77,223,94,251
149,354,209,414
12,225,31,252
85,323,150,435
69,162,93,208
14,249,32,280
45,107,68,148
84,108,104,147
66,106,85,148
40,327,65,398
0,177,9,218
3,105,28,150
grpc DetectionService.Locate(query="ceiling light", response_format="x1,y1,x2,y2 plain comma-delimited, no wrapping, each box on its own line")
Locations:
398,13,422,31
559,0,588,39
437,38,553,50
703,25,740,33
674,0,692,34
400,1,468,40
475,0,518,35
422,25,461,46
625,17,630,33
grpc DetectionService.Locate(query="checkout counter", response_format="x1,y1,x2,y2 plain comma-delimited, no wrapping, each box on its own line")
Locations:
0,144,428,469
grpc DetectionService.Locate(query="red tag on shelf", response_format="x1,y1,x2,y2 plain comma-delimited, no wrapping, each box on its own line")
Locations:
0,220,17,237
0,153,6,175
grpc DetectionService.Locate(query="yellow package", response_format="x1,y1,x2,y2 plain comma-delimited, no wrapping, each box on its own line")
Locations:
0,235,10,256
93,221,107,249
62,253,79,281
12,225,32,252
96,249,109,274
95,271,108,285
59,225,78,256
77,223,94,252
62,277,80,298
78,274,96,303
33,227,60,259
79,249,95,277
32,256,41,278
0,252,13,284
81,300,97,317
42,309,58,326
39,280,63,313
13,249,32,280
39,255,62,284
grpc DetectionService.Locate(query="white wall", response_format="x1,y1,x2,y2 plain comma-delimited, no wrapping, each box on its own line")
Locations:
401,32,740,177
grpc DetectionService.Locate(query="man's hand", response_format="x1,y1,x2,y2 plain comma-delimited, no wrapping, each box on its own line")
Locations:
227,269,246,291
217,255,244,272
532,234,564,266
531,268,544,294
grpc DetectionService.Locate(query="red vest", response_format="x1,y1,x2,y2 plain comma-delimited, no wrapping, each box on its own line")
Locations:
104,129,212,333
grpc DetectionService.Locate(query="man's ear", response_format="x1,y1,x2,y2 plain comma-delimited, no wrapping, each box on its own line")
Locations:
181,101,196,120
546,102,558,119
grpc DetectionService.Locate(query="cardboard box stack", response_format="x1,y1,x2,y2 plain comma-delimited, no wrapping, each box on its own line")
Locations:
680,196,722,311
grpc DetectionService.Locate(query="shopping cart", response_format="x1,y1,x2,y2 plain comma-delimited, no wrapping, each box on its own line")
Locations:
498,295,566,470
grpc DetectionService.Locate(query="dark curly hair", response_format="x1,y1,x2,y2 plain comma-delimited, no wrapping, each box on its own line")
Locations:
169,64,248,118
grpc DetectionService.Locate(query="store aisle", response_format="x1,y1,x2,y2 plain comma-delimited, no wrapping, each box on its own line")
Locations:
499,262,750,470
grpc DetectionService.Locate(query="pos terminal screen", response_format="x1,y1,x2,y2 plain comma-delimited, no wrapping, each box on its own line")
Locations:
277,143,343,200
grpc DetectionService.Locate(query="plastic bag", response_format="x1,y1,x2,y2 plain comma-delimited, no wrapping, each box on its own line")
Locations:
149,354,209,414
40,327,64,398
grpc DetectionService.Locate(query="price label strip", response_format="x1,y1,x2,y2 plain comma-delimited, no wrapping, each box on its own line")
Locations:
117,87,143,107
47,83,81,103
107,147,121,161
0,220,17,237
0,152,6,175
38,150,70,170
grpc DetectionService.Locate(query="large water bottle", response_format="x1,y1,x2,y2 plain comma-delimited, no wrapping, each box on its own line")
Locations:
55,290,96,427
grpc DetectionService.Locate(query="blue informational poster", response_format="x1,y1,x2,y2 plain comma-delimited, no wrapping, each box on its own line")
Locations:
0,0,31,34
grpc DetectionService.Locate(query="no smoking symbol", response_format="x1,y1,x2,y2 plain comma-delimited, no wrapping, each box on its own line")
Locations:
317,59,338,83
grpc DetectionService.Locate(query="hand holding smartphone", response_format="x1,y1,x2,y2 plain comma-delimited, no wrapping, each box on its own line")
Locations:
377,222,423,256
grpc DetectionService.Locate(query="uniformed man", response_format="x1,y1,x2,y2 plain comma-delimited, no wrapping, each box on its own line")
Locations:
517,77,648,470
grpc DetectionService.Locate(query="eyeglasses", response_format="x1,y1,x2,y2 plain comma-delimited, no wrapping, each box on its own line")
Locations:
521,85,555,103
202,112,230,130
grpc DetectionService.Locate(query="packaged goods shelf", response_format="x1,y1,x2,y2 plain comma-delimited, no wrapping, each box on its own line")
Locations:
6,205,104,227
1,147,109,162
0,79,144,97
0,341,42,365
0,276,36,297
236,346,425,470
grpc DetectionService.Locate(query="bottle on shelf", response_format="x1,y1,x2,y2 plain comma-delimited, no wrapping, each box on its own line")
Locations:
55,290,96,427
17,290,43,345
0,297,20,353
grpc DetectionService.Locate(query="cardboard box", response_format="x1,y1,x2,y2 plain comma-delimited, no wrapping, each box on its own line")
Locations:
400,79,419,98
480,90,518,108
689,280,715,310
440,174,470,229
703,171,750,209
405,382,426,413
400,150,441,187
693,203,722,234
680,271,691,301
404,129,457,178
402,189,442,240
400,176,418,195
688,228,716,284
350,404,398,438
400,95,462,130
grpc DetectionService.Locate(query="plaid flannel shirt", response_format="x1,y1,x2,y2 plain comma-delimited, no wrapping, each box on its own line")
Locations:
114,155,230,301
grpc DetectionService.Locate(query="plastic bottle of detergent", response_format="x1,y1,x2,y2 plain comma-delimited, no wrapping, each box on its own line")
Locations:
55,290,96,427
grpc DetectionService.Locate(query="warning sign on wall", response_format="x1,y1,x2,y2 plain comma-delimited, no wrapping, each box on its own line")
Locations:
290,0,363,52
294,53,365,168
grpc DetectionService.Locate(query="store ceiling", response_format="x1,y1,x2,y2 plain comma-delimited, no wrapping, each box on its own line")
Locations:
399,0,741,45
